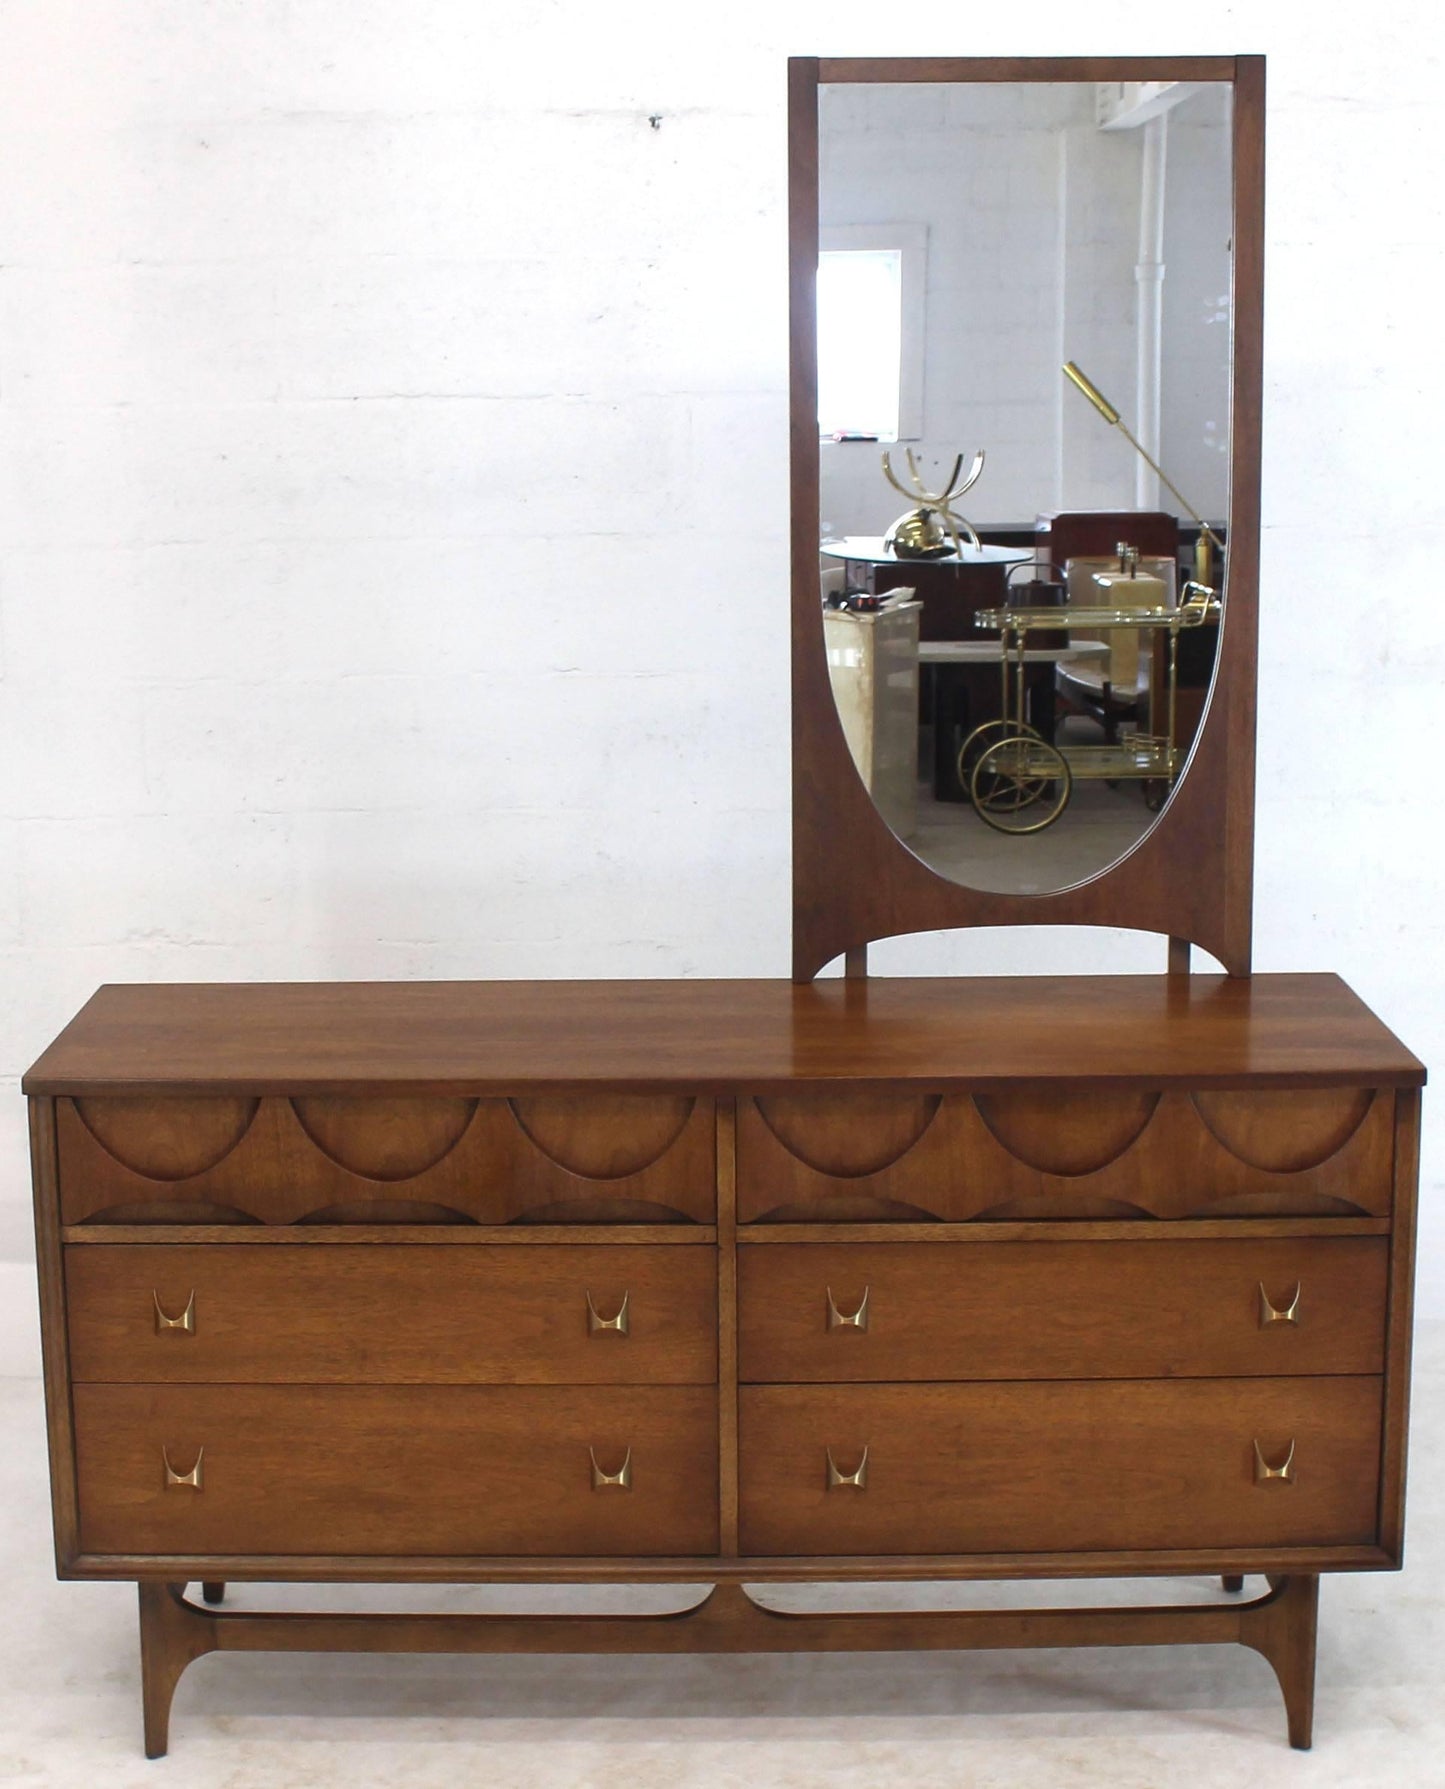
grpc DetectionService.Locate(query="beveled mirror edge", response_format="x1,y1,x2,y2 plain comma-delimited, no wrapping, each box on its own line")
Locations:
790,54,1265,983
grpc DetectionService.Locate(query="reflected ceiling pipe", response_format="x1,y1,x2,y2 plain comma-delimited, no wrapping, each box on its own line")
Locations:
1135,114,1168,509
1062,360,1224,585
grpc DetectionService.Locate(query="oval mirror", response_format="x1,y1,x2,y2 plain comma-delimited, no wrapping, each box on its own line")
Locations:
816,77,1233,896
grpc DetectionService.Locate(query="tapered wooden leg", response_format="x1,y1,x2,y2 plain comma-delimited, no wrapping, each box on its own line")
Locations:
1221,1575,1245,1593
201,1582,226,1605
1241,1574,1319,1749
138,1583,216,1759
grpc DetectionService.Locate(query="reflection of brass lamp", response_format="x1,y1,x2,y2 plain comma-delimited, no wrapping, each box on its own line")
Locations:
1062,361,1225,585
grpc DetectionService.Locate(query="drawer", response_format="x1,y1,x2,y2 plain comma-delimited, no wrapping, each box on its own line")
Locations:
736,1087,1395,1222
65,1244,716,1385
56,1093,717,1225
739,1238,1388,1382
739,1378,1383,1556
73,1385,718,1557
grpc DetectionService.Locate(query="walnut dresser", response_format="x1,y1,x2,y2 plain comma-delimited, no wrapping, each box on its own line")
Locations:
26,973,1423,1754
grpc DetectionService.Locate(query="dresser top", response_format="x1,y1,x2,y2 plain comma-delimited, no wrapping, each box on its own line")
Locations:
23,974,1423,1097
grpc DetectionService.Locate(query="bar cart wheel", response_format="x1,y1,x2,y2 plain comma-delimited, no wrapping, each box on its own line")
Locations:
957,718,1044,794
971,732,1072,833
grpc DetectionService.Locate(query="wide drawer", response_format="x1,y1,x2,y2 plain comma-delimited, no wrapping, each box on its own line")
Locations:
73,1385,718,1557
739,1238,1388,1382
739,1378,1382,1555
65,1244,716,1385
736,1087,1396,1222
55,1093,717,1225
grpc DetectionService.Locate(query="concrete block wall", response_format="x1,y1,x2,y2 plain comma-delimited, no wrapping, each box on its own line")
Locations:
1159,84,1233,520
0,2,1440,1311
818,79,1230,539
820,81,1102,532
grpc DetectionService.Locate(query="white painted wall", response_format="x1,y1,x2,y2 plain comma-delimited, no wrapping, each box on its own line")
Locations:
0,3,1440,1312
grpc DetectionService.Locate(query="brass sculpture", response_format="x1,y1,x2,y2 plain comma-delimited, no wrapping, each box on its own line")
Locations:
882,447,985,558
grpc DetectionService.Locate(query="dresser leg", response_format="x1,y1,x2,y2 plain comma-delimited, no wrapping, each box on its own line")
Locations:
1240,1573,1319,1749
201,1582,226,1605
138,1582,216,1759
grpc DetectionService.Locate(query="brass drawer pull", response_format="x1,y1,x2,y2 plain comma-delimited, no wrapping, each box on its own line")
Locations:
826,1446,869,1490
153,1290,196,1335
1258,1282,1301,1327
586,1291,630,1336
1253,1439,1296,1485
162,1446,204,1491
826,1286,871,1332
589,1447,632,1491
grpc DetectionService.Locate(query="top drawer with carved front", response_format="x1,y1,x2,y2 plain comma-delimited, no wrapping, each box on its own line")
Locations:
55,1094,716,1226
736,1086,1396,1224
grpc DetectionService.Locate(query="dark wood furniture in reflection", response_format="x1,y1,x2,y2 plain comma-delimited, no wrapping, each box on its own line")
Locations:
1038,509,1181,567
791,56,1265,979
26,976,1423,1754
825,539,1017,640
923,643,1063,801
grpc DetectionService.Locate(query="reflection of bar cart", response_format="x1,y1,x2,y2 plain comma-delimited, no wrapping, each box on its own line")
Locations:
962,581,1221,833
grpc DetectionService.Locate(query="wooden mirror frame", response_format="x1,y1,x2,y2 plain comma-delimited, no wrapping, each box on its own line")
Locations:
790,56,1264,982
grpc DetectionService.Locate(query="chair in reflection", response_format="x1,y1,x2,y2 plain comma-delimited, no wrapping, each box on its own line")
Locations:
1043,515,1173,753
1037,509,1179,567
1054,541,1176,749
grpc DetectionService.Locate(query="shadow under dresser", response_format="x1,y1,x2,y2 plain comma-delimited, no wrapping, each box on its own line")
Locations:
25,973,1423,1753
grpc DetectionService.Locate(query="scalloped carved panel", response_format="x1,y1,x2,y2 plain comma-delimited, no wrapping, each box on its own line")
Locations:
754,1093,940,1178
291,1098,477,1181
974,1090,1158,1177
737,1089,1395,1224
56,1095,716,1226
72,1097,258,1182
508,1096,696,1180
1191,1089,1374,1173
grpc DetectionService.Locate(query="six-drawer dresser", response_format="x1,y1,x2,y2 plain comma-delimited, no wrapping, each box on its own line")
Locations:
26,974,1423,1753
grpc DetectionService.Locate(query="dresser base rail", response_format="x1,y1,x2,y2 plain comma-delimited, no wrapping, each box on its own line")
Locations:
137,1572,1318,1758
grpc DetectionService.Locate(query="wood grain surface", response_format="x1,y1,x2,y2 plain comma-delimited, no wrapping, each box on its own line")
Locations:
739,1238,1388,1383
739,1377,1383,1555
54,1092,717,1226
66,1244,717,1386
23,975,1424,1095
736,1085,1397,1224
74,1385,719,1557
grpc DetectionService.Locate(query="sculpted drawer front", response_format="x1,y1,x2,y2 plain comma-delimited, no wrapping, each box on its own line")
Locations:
73,1385,719,1558
66,1244,716,1386
739,1379,1383,1556
55,1093,717,1225
739,1238,1388,1382
736,1087,1396,1222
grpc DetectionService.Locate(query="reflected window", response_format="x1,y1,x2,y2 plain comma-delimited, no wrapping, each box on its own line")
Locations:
817,224,926,442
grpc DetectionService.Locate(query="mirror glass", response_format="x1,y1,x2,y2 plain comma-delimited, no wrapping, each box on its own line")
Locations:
817,79,1233,895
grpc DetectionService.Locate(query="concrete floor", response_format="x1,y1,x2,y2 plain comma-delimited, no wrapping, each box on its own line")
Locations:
2,1266,1440,1787
906,721,1164,896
